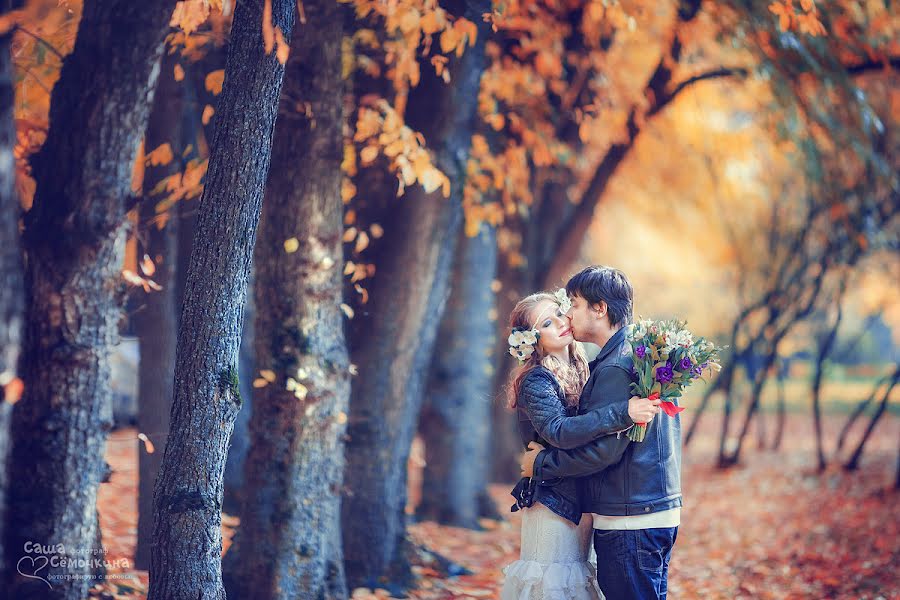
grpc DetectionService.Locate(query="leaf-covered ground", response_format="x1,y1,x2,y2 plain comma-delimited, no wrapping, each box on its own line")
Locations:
91,413,899,599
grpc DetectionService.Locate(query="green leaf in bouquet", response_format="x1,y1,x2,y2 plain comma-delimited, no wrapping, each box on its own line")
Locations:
651,381,661,395
650,346,660,362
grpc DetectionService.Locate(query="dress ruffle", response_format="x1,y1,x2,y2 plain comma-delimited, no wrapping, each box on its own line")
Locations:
500,559,604,600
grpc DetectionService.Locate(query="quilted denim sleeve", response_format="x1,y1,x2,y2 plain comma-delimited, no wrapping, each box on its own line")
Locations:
533,365,633,479
519,368,631,450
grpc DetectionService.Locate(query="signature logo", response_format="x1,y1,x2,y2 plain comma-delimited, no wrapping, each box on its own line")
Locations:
16,555,52,588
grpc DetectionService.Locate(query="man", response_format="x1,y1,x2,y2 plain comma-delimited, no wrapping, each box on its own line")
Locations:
521,266,682,599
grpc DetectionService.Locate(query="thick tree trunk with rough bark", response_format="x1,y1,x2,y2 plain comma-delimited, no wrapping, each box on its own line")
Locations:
221,1,348,598
3,0,173,597
342,0,491,590
0,16,23,584
133,51,187,570
147,0,296,597
418,224,500,528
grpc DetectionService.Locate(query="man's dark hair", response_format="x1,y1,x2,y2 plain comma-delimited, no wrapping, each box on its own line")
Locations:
565,266,633,327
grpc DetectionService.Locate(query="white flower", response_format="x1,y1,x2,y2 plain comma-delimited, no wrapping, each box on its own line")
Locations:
508,330,526,346
517,346,535,361
521,329,538,345
553,289,572,314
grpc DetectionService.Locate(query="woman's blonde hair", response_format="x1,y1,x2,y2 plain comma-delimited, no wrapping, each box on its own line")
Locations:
506,292,589,410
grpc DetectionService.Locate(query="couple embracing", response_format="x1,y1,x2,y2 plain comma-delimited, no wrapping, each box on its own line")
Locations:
501,266,682,600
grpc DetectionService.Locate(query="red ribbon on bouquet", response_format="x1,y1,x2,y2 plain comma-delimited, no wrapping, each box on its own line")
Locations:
651,391,685,417
636,392,685,426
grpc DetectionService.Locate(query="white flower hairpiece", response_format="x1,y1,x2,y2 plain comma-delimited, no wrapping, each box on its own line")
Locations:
508,326,540,364
553,288,572,314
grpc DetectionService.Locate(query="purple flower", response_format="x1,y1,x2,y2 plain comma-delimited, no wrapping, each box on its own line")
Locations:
635,345,647,358
656,365,674,383
680,357,692,371
691,366,703,378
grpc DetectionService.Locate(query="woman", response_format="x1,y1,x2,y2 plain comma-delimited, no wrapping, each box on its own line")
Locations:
501,291,658,600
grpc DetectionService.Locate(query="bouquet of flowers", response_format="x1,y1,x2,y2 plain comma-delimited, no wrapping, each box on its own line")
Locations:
626,318,722,442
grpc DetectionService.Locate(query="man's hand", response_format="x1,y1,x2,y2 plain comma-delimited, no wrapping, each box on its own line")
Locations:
628,396,661,424
520,441,545,478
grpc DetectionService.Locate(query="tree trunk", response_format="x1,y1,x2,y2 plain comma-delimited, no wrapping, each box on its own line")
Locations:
719,350,777,467
771,360,787,451
223,271,254,515
835,370,890,455
0,15,24,584
147,0,297,597
221,1,348,598
843,365,899,471
342,0,491,590
810,284,846,471
418,223,500,528
133,50,186,571
4,0,173,596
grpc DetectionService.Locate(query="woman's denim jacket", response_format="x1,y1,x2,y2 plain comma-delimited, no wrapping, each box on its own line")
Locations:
510,366,632,524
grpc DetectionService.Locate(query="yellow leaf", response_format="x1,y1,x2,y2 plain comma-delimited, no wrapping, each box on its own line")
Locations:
205,69,225,95
369,224,384,238
343,227,358,242
275,26,290,64
174,63,185,82
262,0,275,54
342,179,357,203
283,237,299,253
252,378,268,388
360,145,379,165
439,27,461,54
140,254,156,276
137,433,156,454
202,105,215,125
293,383,309,400
145,143,174,167
344,261,355,275
336,411,348,424
355,231,369,253
260,369,277,382
340,303,355,318
3,377,23,404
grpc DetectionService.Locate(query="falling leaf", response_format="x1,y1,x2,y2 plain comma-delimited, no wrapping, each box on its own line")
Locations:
173,63,185,82
252,378,268,388
369,223,384,238
340,303,355,318
202,105,215,125
137,433,156,454
138,255,156,277
205,69,225,95
283,237,300,253
260,369,277,382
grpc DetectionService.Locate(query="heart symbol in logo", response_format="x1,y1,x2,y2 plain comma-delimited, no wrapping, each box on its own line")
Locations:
17,555,52,589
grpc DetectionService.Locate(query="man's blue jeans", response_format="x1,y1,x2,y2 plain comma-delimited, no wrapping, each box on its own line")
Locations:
593,527,678,599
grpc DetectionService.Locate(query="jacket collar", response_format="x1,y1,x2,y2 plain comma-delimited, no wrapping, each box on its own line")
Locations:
589,326,627,371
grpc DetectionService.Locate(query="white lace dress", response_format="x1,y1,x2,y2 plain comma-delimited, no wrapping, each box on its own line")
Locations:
501,502,604,600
